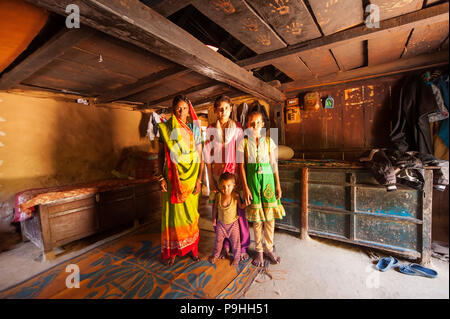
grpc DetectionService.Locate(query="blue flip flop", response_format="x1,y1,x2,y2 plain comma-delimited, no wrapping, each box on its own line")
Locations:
376,256,399,272
409,263,438,278
398,264,418,276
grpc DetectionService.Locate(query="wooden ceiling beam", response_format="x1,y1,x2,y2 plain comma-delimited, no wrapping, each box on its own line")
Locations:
147,82,222,108
95,66,190,103
0,27,94,90
238,2,449,70
282,50,449,94
25,0,284,103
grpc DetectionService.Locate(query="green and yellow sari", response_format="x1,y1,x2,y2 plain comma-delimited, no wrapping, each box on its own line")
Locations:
158,113,202,259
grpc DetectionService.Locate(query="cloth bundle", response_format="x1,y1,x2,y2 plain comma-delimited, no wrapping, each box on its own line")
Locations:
360,149,449,191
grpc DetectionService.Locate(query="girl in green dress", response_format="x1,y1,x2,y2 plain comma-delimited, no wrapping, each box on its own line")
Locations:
238,108,285,267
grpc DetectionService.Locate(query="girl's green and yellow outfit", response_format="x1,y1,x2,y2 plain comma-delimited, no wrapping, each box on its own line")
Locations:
238,136,285,223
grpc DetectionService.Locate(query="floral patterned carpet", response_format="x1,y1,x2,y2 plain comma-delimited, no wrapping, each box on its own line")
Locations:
0,224,259,299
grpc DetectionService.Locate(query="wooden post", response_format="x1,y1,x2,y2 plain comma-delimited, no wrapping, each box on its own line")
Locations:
420,169,433,265
349,173,356,241
300,167,310,240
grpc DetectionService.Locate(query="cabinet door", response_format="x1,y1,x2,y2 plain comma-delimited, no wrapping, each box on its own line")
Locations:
99,187,135,230
135,182,162,220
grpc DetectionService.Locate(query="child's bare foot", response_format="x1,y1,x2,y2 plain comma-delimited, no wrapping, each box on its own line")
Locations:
265,251,281,264
208,256,217,264
252,252,264,267
240,252,249,261
232,258,240,266
219,248,230,259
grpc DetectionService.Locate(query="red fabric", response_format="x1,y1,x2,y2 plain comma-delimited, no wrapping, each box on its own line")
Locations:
160,235,199,260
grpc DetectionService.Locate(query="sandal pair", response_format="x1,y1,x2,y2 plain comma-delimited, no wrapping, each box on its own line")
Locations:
376,256,438,278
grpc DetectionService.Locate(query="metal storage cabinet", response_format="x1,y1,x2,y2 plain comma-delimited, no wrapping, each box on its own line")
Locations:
278,163,433,264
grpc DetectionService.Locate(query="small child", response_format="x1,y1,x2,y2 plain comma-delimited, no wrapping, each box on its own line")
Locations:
238,108,285,267
209,172,247,265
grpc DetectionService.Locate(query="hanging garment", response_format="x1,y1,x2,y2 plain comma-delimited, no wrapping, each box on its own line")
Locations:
146,112,167,141
427,83,449,123
435,75,449,149
390,74,440,155
239,102,248,127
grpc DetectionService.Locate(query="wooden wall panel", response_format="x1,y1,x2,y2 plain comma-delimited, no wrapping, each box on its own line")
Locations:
362,83,392,148
343,86,365,148
432,187,449,243
284,77,397,159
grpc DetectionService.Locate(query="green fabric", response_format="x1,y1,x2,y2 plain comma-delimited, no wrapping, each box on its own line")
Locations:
246,163,280,207
157,116,201,256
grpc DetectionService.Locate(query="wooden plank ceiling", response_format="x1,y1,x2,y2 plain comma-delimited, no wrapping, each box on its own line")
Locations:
0,0,448,108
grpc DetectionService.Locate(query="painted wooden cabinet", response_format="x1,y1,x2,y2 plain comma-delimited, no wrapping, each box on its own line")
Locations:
278,163,433,264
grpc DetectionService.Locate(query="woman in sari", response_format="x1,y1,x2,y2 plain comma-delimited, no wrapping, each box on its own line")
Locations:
205,95,250,261
157,95,204,266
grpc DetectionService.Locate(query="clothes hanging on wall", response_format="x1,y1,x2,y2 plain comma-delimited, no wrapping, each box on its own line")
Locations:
433,75,449,149
146,111,167,141
390,74,440,155
360,148,449,192
239,102,248,127
427,83,448,123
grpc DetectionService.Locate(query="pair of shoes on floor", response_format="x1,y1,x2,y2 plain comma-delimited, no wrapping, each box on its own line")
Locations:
375,256,438,278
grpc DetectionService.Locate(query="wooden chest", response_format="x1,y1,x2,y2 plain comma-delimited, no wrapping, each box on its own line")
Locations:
20,181,161,261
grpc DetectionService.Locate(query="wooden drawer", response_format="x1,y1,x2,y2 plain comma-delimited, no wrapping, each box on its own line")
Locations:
49,206,99,245
47,196,96,216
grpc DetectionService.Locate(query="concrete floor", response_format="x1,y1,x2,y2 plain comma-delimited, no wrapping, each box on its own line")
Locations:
0,197,448,298
243,231,449,299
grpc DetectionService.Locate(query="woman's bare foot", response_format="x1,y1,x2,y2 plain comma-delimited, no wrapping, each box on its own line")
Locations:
219,248,230,259
191,252,201,262
208,256,217,264
265,251,281,264
161,256,176,266
252,252,264,267
232,258,240,266
240,252,249,261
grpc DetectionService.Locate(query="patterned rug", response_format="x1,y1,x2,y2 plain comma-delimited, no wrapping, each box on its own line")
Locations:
0,224,259,299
